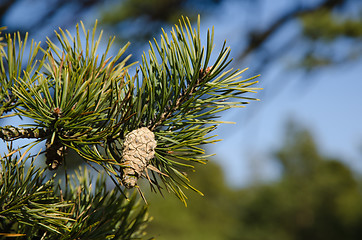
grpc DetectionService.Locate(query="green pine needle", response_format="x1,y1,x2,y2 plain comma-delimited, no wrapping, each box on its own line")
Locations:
1,16,260,204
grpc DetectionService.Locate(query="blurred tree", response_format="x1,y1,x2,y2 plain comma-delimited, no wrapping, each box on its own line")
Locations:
99,0,222,43
234,122,362,240
299,7,362,70
145,161,240,240
0,0,104,34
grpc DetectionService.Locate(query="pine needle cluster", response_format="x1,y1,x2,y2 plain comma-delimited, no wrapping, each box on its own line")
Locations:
0,16,260,237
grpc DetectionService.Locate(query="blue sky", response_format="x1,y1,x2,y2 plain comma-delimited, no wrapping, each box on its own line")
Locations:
212,58,362,186
2,0,362,187
201,0,362,186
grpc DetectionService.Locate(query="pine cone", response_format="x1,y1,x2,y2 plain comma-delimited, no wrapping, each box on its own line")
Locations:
121,127,157,188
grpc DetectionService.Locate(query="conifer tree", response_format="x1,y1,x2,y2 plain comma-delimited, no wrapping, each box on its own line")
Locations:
0,16,260,238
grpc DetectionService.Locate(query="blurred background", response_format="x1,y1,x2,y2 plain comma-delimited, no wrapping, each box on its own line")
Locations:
1,0,362,239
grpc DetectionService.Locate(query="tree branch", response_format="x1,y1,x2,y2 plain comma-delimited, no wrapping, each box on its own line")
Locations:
238,0,345,62
149,67,211,131
0,126,49,141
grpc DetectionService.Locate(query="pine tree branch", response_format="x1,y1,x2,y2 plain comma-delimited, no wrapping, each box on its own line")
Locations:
56,166,150,239
113,16,261,202
150,67,210,131
0,125,49,141
0,150,74,236
0,17,260,205
1,146,150,239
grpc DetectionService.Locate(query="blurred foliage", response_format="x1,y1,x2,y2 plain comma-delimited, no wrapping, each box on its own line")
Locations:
100,0,222,43
301,9,362,41
299,8,362,69
146,122,362,240
145,161,240,240
236,123,362,240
